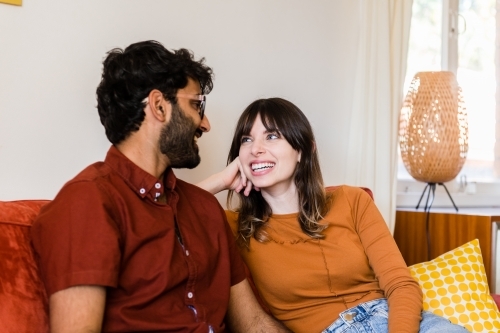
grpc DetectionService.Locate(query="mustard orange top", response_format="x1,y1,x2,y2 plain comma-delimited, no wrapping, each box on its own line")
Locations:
226,186,422,333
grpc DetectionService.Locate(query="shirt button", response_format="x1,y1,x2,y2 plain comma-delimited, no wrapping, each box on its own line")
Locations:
185,250,190,256
139,188,146,194
187,292,193,299
155,183,161,189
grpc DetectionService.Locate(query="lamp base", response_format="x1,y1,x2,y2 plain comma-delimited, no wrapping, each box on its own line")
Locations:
415,182,458,261
416,182,458,212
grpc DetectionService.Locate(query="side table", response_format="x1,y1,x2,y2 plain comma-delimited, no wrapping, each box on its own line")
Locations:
394,207,500,293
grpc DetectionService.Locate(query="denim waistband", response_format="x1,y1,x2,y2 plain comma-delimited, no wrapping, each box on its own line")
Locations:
322,298,388,333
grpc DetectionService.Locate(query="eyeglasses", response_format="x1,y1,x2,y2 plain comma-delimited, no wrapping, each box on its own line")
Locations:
142,93,207,119
176,93,207,119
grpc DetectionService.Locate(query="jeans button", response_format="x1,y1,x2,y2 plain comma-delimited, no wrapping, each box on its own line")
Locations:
345,311,357,321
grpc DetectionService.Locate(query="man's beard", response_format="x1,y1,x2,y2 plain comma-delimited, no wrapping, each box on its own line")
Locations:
159,104,202,169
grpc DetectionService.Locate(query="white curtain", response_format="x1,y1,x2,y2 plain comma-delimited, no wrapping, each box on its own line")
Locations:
344,0,412,232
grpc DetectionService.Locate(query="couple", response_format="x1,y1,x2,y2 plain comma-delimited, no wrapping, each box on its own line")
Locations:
31,40,466,333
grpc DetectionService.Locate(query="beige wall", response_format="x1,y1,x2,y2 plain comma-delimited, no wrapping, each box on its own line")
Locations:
0,0,361,204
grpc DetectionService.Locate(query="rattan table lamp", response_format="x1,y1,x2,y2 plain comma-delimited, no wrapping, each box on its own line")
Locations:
399,71,468,211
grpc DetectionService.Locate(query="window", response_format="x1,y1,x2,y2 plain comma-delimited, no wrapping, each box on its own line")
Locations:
397,0,498,207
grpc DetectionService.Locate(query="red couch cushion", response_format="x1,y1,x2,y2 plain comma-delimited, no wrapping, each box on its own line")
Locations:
493,294,500,311
0,200,50,333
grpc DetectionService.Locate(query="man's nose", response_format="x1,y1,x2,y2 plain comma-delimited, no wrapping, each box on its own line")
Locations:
199,115,211,132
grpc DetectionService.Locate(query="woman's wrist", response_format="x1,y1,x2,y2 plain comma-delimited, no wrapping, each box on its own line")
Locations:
196,172,225,194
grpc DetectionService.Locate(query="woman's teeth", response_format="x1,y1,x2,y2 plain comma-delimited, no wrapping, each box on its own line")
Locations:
252,163,275,171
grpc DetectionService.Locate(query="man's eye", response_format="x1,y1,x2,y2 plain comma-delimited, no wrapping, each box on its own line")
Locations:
193,102,201,109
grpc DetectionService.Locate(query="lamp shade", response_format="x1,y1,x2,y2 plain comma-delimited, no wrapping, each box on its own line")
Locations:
399,71,468,183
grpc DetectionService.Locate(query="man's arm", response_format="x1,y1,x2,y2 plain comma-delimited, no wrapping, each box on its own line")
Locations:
49,285,106,333
226,279,292,333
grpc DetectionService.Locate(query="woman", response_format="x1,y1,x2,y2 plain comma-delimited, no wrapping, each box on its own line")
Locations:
198,98,467,333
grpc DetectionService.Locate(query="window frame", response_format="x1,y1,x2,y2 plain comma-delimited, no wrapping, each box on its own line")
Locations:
396,0,500,208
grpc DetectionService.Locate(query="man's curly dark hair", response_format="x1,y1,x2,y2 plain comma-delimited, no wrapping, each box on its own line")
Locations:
96,40,214,144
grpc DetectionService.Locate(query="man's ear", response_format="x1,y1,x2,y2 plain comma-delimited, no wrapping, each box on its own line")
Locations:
147,89,170,122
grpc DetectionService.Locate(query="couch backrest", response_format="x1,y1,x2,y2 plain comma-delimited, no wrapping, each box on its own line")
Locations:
0,200,50,333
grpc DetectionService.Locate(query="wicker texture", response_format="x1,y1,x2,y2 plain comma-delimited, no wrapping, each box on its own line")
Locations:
399,71,468,183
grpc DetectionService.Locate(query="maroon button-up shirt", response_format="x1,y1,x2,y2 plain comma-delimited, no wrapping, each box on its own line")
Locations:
32,146,246,332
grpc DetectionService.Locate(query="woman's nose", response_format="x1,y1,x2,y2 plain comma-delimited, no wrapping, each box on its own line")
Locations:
251,140,265,156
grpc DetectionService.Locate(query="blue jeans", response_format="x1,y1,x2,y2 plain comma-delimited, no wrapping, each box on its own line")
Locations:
321,299,468,333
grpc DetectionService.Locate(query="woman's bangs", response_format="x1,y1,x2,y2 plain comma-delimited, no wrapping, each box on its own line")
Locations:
259,109,281,134
239,111,258,136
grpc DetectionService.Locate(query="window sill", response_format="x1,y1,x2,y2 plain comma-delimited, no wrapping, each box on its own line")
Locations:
396,178,500,208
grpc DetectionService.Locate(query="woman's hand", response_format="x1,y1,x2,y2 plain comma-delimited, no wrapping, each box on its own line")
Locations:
196,157,259,196
222,157,252,195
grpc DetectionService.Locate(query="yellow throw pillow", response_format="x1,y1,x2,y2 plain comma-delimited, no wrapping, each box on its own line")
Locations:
409,239,500,333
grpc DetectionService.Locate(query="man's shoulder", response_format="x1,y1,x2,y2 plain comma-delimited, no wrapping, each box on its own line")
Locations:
174,179,228,224
175,178,220,204
33,161,121,229
45,162,117,209
58,161,120,192
68,161,110,183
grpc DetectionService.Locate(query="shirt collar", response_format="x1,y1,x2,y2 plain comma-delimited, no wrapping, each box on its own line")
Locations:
104,146,177,201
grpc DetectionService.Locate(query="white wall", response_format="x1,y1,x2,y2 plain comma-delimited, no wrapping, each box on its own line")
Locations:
0,0,360,205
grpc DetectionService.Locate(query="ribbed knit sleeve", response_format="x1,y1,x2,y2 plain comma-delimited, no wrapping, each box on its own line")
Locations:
341,186,423,332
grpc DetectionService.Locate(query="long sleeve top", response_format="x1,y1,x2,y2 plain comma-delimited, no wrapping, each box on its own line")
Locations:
226,185,423,333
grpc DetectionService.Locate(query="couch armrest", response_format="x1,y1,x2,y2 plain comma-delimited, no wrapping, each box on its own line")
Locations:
0,200,50,333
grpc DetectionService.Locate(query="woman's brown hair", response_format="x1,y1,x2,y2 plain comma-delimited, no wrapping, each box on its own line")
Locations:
227,98,331,247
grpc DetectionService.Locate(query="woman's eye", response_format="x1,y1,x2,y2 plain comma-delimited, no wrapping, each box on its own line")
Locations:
241,136,252,143
267,133,279,140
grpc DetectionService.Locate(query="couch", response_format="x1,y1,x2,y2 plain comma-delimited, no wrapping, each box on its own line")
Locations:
0,200,49,332
2,199,500,333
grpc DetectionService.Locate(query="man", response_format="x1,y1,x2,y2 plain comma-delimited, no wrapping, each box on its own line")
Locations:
32,40,290,333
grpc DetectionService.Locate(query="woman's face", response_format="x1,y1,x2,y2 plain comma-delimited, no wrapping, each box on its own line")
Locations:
238,114,301,193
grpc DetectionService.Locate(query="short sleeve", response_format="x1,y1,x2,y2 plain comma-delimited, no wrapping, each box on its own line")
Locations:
31,180,121,296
